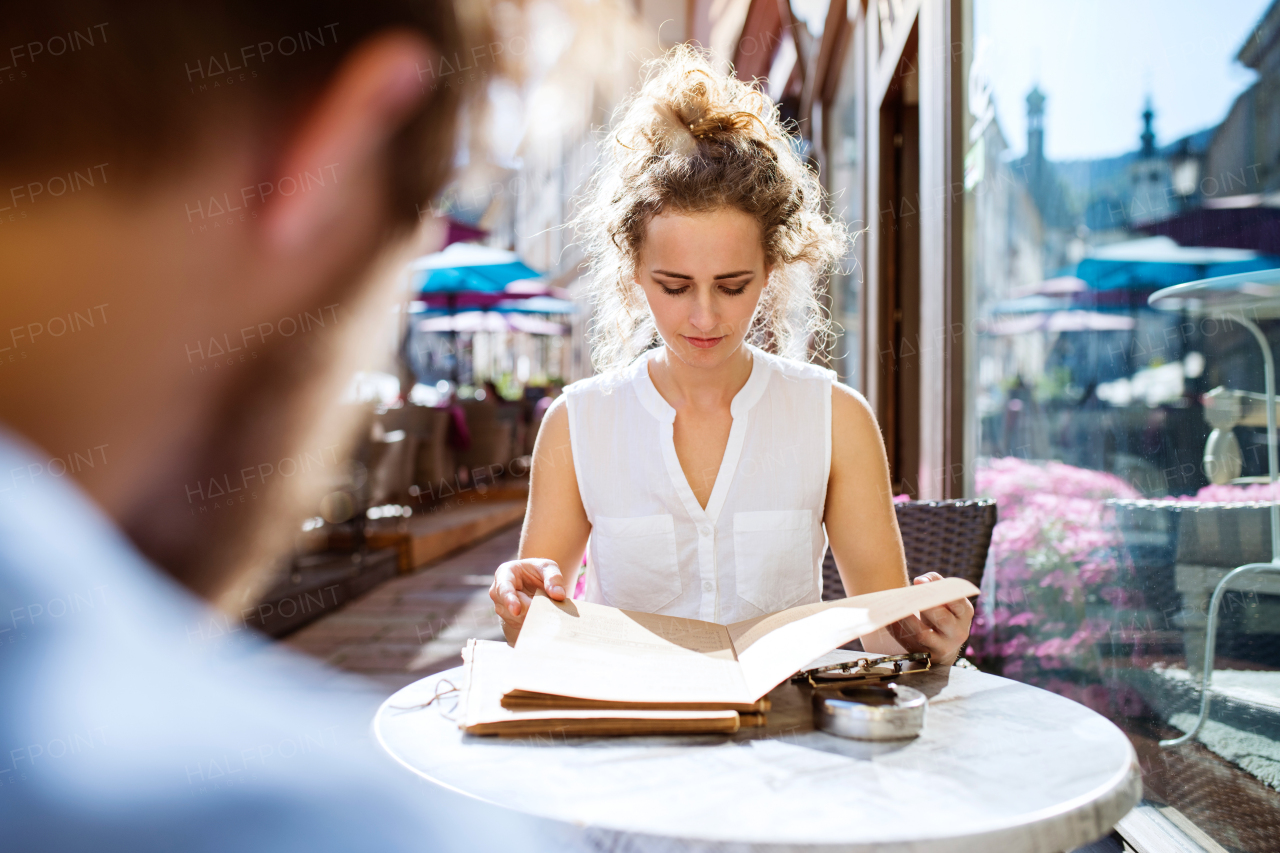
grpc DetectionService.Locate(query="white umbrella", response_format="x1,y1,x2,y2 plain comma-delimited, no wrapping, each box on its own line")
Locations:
980,311,1136,336
417,311,567,336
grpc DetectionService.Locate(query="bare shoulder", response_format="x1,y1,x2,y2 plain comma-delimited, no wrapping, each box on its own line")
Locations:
531,394,575,477
541,393,570,432
534,395,572,454
831,381,881,440
828,381,892,494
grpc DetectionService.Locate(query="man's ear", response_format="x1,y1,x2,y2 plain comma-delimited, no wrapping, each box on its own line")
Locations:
259,32,436,254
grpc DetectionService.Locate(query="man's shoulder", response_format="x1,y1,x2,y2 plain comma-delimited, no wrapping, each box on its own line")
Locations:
0,430,533,851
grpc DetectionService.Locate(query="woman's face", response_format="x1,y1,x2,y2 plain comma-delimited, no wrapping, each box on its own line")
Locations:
636,207,769,369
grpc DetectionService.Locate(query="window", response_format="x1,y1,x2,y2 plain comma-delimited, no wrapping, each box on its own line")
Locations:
963,1,1280,847
825,3,867,387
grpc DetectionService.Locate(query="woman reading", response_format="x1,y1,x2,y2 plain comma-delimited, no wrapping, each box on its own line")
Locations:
489,47,973,665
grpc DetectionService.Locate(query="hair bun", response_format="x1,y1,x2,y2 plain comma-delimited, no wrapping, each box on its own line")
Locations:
625,50,777,158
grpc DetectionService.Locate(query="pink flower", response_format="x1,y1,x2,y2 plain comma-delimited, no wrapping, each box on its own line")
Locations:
971,456,1144,686
1181,481,1280,502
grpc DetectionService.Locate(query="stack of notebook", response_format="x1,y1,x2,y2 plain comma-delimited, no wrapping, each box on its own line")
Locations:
458,577,977,737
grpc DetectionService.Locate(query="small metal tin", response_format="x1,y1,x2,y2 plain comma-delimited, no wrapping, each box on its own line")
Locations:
813,682,927,741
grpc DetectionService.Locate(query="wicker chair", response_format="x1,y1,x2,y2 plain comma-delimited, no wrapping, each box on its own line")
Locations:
821,499,998,601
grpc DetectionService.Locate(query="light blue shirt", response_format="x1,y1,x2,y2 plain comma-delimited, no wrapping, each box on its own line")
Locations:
0,430,583,851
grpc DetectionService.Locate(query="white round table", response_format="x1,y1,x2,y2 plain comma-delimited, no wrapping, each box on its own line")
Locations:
376,664,1141,852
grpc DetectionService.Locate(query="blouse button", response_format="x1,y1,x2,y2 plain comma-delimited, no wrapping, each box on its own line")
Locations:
702,581,714,593
698,525,712,537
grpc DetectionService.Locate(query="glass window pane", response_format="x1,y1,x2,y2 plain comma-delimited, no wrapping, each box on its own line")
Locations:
964,2,1280,847
826,7,865,388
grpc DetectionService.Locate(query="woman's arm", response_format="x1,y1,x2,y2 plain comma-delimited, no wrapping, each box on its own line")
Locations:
489,395,592,643
825,383,909,596
825,383,973,665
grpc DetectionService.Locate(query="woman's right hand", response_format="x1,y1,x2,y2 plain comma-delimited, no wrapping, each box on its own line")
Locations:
489,558,566,644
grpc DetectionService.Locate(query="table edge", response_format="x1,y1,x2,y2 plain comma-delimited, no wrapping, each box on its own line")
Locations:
374,667,1143,852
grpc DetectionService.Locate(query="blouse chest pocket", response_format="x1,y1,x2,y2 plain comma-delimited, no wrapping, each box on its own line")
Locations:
591,514,683,613
733,509,816,613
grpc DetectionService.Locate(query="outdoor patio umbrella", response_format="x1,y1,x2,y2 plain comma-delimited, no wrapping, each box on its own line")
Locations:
417,311,568,336
1073,236,1280,300
411,243,545,309
410,243,541,293
413,279,571,312
492,295,578,314
980,310,1136,336
990,238,1280,315
407,243,544,379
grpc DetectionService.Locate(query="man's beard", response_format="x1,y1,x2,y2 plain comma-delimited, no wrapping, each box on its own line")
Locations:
120,243,415,610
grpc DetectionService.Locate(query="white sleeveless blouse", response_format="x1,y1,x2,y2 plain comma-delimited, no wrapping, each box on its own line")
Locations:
564,345,834,624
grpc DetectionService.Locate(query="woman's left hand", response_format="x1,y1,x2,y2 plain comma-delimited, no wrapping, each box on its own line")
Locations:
885,572,975,666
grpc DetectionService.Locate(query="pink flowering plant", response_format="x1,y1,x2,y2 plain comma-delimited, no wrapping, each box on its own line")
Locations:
971,457,1148,716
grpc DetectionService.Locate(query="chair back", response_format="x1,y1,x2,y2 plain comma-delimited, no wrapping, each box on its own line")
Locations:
821,499,998,601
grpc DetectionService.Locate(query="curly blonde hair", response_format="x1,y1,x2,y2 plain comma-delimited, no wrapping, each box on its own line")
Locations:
573,44,848,372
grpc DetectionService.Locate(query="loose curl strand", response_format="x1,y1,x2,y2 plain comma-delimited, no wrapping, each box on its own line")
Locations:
572,44,848,372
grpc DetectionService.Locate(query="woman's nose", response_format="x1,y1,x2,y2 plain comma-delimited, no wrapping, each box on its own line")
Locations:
689,291,719,331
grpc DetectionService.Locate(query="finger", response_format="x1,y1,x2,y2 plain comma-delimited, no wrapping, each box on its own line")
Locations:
495,590,535,627
512,559,557,592
495,603,521,627
493,564,523,617
947,598,975,621
539,563,566,599
893,619,951,661
912,572,943,585
887,613,935,649
920,604,959,634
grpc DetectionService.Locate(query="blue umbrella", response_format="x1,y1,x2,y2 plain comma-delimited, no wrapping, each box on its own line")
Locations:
1073,237,1280,292
409,243,541,294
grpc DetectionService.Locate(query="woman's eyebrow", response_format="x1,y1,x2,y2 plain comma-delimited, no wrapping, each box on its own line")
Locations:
651,269,754,280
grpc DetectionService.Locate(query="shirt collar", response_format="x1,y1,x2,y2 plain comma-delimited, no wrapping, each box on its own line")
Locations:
630,344,772,424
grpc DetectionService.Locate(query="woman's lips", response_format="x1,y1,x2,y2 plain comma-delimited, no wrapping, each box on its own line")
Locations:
683,335,725,349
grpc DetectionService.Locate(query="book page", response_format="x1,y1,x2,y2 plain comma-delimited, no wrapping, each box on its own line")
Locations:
729,577,979,699
510,578,978,705
462,640,740,735
511,594,753,705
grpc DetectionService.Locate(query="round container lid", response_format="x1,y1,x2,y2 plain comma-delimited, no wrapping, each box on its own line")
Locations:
813,682,927,741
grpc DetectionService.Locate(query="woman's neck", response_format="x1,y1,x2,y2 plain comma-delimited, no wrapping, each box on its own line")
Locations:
647,342,754,411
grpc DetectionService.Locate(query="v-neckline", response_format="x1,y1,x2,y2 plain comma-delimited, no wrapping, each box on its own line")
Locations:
631,347,771,525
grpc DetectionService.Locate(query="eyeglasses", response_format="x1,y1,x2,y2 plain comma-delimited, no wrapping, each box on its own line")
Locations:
791,652,932,688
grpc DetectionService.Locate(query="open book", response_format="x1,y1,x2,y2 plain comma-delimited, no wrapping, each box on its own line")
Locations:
460,639,746,736
463,578,977,726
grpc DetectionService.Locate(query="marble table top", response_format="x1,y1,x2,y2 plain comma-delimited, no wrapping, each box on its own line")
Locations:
375,660,1141,853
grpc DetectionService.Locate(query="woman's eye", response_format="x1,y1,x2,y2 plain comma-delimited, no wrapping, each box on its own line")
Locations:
660,285,691,295
719,284,749,296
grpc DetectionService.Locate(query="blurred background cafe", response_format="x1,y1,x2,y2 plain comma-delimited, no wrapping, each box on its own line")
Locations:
255,1,1280,849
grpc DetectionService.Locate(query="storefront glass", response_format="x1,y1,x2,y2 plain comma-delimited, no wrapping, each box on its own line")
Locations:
963,1,1280,846
825,5,865,387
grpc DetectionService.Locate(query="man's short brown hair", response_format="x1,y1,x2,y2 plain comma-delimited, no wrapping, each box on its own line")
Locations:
1,0,489,218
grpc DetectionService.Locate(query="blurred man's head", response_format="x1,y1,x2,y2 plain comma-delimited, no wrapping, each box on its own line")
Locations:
0,2,492,602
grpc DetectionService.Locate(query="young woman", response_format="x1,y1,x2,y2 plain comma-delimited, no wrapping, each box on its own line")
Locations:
489,47,973,664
